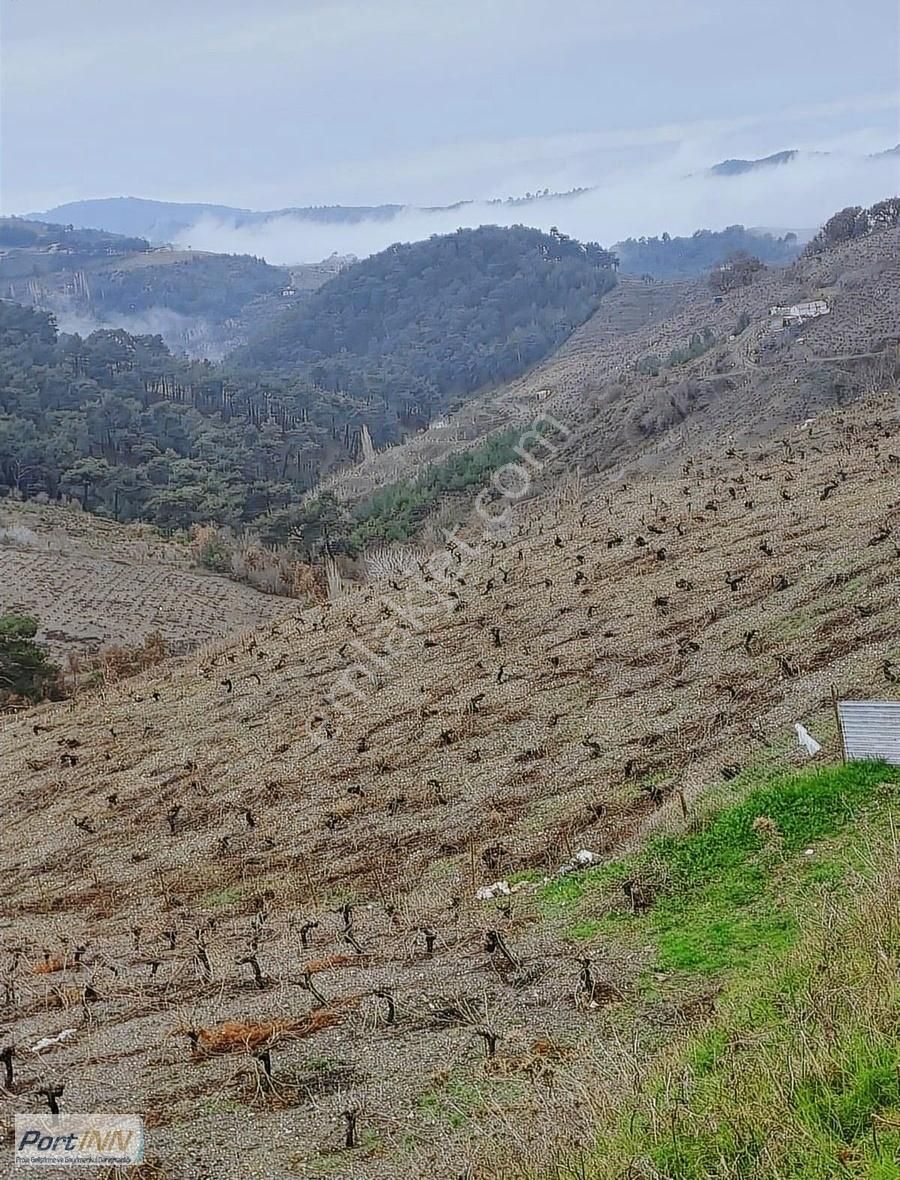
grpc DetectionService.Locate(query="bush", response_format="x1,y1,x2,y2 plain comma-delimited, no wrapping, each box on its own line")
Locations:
0,614,58,705
733,311,751,335
98,630,169,681
191,525,232,573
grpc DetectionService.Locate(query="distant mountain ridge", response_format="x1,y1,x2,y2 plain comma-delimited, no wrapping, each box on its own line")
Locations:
707,144,899,176
29,144,898,244
30,190,591,244
709,150,801,176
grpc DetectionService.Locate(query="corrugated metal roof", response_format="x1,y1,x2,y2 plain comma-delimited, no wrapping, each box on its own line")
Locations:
837,700,900,765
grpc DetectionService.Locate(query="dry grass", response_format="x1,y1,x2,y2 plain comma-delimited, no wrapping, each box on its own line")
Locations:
2,391,899,1175
0,501,290,662
183,1012,344,1055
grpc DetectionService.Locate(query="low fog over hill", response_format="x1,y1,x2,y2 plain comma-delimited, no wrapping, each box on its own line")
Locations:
33,146,897,265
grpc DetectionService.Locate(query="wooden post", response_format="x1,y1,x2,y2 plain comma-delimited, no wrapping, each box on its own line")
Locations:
299,854,319,908
831,685,847,764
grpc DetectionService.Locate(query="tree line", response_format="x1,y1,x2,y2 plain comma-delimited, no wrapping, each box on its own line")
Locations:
615,225,799,279
235,224,618,420
803,197,900,255
0,223,618,537
0,301,361,530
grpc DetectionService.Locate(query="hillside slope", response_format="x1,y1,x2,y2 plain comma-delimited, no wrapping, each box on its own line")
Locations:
235,225,618,414
0,503,290,660
0,217,306,358
310,272,693,503
1,379,899,1176
315,222,900,507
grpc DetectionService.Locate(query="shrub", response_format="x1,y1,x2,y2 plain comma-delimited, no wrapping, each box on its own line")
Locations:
191,524,232,573
0,614,58,705
99,630,169,681
733,311,751,335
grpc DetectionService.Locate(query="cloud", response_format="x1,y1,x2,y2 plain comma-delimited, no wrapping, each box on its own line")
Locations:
3,0,898,214
175,150,900,265
46,301,227,360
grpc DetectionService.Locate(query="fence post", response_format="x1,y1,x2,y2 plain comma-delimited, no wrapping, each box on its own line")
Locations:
831,685,846,764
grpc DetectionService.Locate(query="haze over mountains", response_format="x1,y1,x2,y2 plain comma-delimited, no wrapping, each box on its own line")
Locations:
29,144,898,266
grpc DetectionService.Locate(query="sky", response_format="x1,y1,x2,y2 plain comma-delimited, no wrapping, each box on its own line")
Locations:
0,0,898,251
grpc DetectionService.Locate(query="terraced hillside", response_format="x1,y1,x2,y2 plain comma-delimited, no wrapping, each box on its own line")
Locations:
1,384,898,1178
0,503,290,659
311,274,694,503
318,226,900,506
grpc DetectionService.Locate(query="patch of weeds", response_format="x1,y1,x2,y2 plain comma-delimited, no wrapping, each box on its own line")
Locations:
356,1127,382,1152
201,883,247,908
799,855,847,886
564,917,604,942
638,769,672,795
654,761,896,884
651,902,795,973
685,1027,730,1078
416,1072,504,1130
792,1031,900,1142
768,606,821,640
543,763,900,1180
637,761,897,975
305,1056,337,1072
421,855,459,885
537,762,896,975
536,862,629,916
837,574,865,601
507,867,545,885
417,1079,475,1129
295,1151,345,1177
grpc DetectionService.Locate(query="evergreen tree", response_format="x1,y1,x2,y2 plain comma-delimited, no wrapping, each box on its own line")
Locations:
0,615,58,704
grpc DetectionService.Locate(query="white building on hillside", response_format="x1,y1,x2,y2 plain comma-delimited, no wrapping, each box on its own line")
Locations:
769,299,829,326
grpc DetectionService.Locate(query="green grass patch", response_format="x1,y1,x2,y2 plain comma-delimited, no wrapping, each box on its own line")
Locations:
636,905,900,1179
639,761,896,973
536,861,629,916
530,761,900,1180
200,883,248,908
507,867,545,885
564,917,605,942
417,1074,495,1129
541,761,897,976
654,760,893,880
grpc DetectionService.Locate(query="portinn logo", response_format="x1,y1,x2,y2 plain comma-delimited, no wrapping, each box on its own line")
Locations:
15,1115,144,1166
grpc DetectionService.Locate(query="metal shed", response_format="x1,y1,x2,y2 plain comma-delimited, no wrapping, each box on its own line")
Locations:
836,699,900,765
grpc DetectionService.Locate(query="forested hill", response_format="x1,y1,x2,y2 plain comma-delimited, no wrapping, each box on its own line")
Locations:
234,225,618,412
0,301,370,530
0,227,616,533
615,224,800,279
0,217,151,254
0,216,294,358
